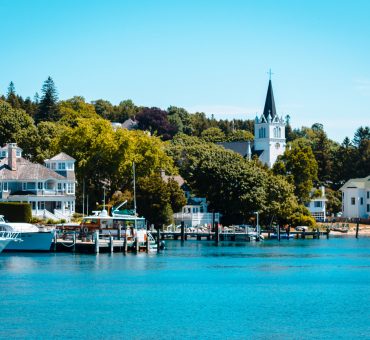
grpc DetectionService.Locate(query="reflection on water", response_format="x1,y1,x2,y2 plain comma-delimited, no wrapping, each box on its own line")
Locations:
0,238,369,339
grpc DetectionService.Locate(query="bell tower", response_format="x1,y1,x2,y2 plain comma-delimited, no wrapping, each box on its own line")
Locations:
254,75,286,168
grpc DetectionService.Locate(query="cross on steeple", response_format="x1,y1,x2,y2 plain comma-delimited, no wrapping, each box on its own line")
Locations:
267,68,274,80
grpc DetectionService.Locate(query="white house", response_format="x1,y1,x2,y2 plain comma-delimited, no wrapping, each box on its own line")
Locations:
0,143,76,221
219,79,286,168
305,186,327,221
159,170,220,228
340,175,370,219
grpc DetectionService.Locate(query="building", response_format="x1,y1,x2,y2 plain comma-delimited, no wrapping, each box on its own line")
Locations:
340,175,370,219
219,79,286,168
305,186,327,221
0,143,76,221
159,170,220,227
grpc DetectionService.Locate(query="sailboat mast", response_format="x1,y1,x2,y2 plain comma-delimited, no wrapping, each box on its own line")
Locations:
133,162,137,215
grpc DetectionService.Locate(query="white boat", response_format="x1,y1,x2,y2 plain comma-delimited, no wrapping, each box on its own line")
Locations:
0,215,54,252
0,231,20,253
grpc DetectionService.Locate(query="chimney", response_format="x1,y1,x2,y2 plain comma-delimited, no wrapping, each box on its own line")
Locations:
8,143,17,171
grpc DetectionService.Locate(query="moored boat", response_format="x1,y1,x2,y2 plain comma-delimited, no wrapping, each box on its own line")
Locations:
0,215,54,252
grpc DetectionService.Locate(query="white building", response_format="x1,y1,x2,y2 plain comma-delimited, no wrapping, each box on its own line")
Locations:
220,79,286,168
340,175,370,219
0,143,76,221
305,186,327,221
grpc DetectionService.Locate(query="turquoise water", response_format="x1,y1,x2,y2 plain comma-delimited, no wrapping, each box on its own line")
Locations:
0,238,369,339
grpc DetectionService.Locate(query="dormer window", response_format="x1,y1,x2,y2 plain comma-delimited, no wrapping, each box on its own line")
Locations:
67,162,74,170
1,151,6,158
16,150,21,157
51,163,56,170
58,163,66,170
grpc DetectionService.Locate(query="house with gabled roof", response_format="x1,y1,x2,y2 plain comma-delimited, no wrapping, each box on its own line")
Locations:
0,143,76,221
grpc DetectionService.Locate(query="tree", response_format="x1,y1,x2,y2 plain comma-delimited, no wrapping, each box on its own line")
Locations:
273,139,318,203
6,81,21,109
136,174,173,227
35,76,59,123
0,100,36,149
226,129,254,142
136,107,177,140
201,127,226,142
166,178,187,213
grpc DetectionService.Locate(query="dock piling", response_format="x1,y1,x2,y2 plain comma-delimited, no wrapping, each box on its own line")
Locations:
356,220,360,238
123,232,127,253
157,228,160,253
73,231,76,253
94,231,99,254
109,235,114,253
180,221,185,242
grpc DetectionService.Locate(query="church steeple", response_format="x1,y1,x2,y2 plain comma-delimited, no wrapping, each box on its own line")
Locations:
262,80,277,120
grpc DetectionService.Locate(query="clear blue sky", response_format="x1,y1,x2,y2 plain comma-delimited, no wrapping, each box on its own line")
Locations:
1,0,369,142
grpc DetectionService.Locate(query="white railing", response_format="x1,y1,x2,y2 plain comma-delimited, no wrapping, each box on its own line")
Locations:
173,212,220,227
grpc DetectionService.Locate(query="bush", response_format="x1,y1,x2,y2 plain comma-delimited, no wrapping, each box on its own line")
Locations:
0,202,32,222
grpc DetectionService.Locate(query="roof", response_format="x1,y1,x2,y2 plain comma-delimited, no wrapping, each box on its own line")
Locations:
0,158,67,181
122,118,138,130
218,141,263,158
262,80,277,120
47,152,75,162
162,174,185,187
340,175,370,191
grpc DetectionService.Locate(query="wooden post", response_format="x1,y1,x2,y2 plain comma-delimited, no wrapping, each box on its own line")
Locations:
316,228,320,239
146,233,150,253
53,230,57,252
94,230,99,254
356,219,360,239
157,228,160,253
214,211,219,244
302,229,305,239
117,226,121,240
180,221,185,242
73,231,76,253
123,231,128,254
277,226,280,241
109,235,114,253
135,230,139,253
326,227,330,239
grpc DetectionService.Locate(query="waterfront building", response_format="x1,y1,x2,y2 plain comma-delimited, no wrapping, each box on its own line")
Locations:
220,78,286,168
160,170,220,227
0,143,76,221
340,175,370,219
305,186,327,221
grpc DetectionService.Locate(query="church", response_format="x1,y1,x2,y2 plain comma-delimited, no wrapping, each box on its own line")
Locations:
219,79,286,168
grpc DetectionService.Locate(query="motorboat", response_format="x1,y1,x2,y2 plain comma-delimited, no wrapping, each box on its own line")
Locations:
0,231,20,253
0,215,54,252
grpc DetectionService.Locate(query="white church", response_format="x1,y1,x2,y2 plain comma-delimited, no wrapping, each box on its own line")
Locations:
220,79,286,168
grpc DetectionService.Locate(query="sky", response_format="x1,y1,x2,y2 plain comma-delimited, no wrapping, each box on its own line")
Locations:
1,0,369,142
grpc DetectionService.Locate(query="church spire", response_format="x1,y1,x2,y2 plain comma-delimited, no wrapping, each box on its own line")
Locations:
262,79,277,120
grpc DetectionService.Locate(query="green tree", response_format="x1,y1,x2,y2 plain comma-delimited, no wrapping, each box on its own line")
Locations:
273,139,318,203
226,129,254,142
201,127,226,142
6,81,21,109
35,76,59,123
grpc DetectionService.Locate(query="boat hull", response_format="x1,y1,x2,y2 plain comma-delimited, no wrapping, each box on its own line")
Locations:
4,232,53,252
0,239,12,253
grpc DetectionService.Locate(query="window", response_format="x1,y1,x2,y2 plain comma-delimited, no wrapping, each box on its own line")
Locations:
22,182,27,191
58,163,66,170
51,163,56,170
16,150,21,157
46,163,50,168
367,204,370,213
367,191,370,199
351,197,356,205
67,183,75,194
32,202,36,209
57,183,62,191
3,182,8,192
67,163,74,170
360,197,364,205
38,182,43,190
1,151,6,157
314,201,322,208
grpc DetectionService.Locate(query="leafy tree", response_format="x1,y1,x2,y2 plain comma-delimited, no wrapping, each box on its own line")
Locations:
166,178,187,213
352,126,370,147
0,100,36,149
167,106,193,135
93,99,114,120
35,76,59,123
273,139,318,203
136,107,177,140
226,129,254,142
201,127,226,142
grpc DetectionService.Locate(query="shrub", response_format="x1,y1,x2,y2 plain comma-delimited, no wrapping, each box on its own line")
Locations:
0,202,32,222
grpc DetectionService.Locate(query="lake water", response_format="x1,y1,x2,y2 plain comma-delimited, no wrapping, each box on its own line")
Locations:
0,237,369,339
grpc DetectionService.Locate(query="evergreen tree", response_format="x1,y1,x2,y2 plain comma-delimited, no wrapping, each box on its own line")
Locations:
35,77,59,123
6,81,20,108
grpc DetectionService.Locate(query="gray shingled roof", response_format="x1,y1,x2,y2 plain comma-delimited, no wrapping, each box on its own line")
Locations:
218,141,263,158
0,158,67,181
122,118,138,130
48,152,75,161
